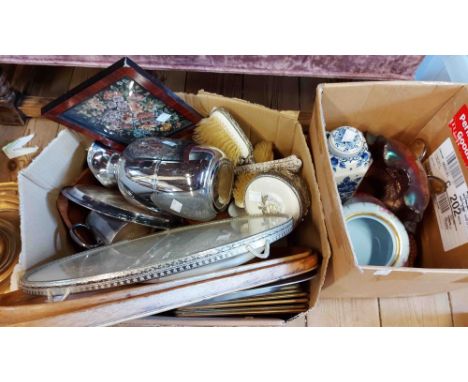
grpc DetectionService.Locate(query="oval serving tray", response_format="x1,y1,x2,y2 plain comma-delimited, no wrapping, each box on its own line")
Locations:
61,185,179,228
20,215,293,297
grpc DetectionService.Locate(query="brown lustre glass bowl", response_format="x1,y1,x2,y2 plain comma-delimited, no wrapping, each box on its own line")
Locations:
358,134,430,234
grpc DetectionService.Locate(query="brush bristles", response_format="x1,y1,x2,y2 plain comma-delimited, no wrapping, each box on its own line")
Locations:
193,111,251,166
253,141,274,163
233,172,256,208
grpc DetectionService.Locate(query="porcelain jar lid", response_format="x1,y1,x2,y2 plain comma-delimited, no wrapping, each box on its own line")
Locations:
327,126,366,159
20,215,293,296
343,200,410,267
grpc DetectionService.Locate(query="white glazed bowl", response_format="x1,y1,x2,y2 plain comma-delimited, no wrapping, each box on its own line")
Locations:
244,173,308,225
343,200,409,267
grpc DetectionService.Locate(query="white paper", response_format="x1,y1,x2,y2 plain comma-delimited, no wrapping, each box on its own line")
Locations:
170,199,183,213
156,112,172,123
2,134,38,159
428,138,468,251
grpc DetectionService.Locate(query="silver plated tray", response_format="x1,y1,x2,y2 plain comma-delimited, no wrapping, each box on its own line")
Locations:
188,270,316,305
61,185,179,228
20,215,293,296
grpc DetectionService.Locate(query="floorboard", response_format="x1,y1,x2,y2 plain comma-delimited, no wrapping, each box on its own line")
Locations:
184,71,224,94
242,74,276,108
0,124,29,181
449,287,468,327
299,77,319,112
307,298,381,327
0,66,41,181
242,75,302,111
379,293,453,327
154,70,187,92
22,67,75,162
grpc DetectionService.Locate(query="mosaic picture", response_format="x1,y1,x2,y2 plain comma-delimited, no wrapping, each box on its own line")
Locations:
61,77,194,145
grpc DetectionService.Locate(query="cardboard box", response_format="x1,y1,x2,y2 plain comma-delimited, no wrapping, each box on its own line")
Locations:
310,81,468,298
12,90,330,326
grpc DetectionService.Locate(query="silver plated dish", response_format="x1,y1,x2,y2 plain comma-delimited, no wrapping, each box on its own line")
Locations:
189,270,316,305
61,185,179,229
20,215,293,297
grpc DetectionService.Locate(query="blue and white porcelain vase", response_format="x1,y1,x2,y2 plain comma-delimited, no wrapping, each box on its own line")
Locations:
327,126,372,204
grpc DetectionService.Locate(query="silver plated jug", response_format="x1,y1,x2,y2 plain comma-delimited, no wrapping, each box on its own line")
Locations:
88,138,234,221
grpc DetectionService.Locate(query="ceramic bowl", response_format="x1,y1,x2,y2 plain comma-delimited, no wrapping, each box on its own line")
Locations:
244,172,310,225
343,199,409,267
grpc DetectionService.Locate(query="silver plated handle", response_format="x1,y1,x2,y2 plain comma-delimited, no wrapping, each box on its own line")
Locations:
246,240,270,259
70,223,102,250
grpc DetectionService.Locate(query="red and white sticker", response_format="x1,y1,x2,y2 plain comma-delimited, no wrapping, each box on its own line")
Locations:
428,138,468,251
449,104,468,167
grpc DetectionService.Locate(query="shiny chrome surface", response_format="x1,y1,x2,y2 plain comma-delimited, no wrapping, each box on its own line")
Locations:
70,211,154,249
87,142,120,187
190,270,316,305
61,185,178,229
20,215,293,296
88,137,234,221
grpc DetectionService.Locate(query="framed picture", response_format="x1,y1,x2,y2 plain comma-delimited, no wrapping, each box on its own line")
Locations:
42,57,203,150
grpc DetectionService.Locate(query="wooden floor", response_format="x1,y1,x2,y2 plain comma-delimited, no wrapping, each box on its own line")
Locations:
0,64,467,327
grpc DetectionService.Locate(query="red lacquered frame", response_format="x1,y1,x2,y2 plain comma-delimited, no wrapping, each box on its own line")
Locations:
42,57,202,151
